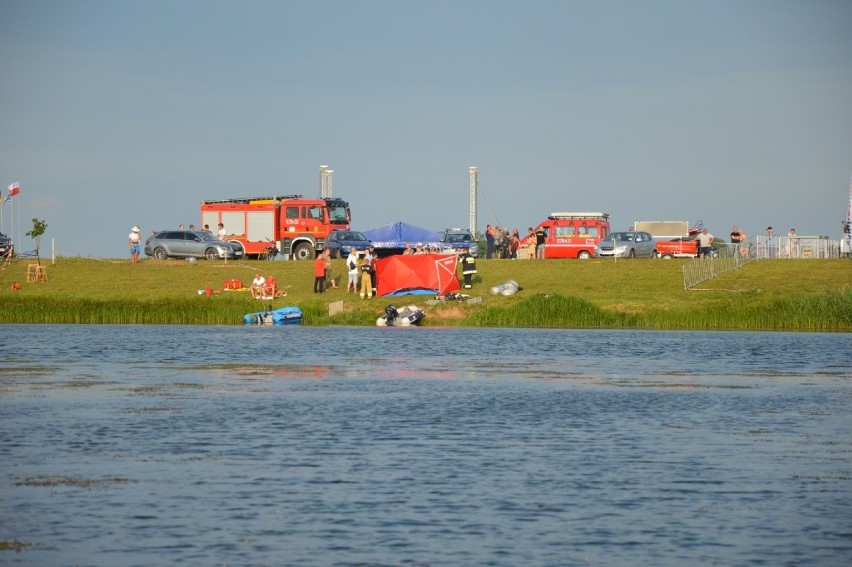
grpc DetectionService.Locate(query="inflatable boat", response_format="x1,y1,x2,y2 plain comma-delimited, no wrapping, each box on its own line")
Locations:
376,305,425,327
244,306,303,325
490,280,520,296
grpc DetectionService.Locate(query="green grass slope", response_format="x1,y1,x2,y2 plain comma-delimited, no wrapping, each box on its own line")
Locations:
1,256,849,330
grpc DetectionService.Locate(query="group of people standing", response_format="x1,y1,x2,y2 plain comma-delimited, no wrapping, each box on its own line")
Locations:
176,223,226,238
695,225,786,258
314,248,350,294
341,247,377,299
401,243,442,255
765,226,804,258
484,225,546,259
484,225,522,259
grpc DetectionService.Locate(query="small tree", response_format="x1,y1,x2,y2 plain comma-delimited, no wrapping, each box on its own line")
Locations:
26,218,48,265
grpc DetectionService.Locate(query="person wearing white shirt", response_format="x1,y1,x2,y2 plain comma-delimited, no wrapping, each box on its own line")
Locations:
346,249,360,293
696,228,714,258
250,273,266,299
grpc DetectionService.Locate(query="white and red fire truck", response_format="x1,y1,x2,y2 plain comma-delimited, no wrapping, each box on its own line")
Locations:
200,195,351,260
523,212,612,259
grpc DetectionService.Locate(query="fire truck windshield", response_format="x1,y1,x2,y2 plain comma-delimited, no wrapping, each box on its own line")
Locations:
327,204,350,224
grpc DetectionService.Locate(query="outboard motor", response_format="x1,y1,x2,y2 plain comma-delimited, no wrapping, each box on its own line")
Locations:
384,305,399,325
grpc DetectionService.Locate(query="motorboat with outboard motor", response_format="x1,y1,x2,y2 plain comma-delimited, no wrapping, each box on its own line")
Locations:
376,304,425,326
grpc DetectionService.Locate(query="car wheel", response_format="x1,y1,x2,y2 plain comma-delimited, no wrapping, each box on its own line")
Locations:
577,250,591,259
293,242,314,260
628,249,636,258
332,248,340,259
661,253,673,259
205,248,219,260
153,247,168,260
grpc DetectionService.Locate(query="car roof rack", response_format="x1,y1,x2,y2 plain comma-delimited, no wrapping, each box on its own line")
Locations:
549,212,609,220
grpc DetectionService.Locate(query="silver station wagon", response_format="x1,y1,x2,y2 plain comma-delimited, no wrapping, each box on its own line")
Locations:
595,231,658,258
144,230,244,260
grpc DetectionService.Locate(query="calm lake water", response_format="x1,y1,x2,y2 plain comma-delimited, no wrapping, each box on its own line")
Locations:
1,324,850,566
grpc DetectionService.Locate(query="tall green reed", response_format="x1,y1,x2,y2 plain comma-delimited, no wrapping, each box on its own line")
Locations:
636,288,852,330
464,293,624,328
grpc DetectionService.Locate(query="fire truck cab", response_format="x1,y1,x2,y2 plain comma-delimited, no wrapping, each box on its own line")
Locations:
200,195,351,260
529,212,611,259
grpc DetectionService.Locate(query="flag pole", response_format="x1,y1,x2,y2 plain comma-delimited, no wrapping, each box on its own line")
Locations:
8,193,11,250
11,195,15,253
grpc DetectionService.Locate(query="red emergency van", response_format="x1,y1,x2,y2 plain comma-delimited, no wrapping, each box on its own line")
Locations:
524,212,611,259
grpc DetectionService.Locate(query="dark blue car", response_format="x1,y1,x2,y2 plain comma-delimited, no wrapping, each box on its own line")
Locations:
325,230,372,258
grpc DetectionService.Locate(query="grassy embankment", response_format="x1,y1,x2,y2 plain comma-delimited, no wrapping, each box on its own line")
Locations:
0,256,850,330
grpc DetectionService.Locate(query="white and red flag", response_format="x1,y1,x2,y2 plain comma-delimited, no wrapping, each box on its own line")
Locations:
7,182,20,197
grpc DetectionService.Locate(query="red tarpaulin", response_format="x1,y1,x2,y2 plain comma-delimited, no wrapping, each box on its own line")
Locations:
375,253,460,296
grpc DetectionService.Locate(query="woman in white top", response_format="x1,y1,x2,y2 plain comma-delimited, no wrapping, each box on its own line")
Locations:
128,226,141,264
346,249,360,293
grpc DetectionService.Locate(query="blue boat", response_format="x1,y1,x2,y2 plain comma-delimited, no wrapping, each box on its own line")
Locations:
243,306,303,325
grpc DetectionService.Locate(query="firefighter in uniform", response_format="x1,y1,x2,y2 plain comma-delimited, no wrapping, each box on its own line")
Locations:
458,250,477,289
359,255,373,299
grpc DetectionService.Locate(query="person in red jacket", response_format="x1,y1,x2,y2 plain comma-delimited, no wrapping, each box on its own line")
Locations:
313,254,326,293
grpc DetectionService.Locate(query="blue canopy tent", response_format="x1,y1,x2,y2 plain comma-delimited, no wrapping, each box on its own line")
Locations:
362,221,443,254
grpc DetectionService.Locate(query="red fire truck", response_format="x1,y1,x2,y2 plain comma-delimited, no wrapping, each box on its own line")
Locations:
200,195,352,260
523,212,611,259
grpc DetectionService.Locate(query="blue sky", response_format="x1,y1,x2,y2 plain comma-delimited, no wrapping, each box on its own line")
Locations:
1,0,850,258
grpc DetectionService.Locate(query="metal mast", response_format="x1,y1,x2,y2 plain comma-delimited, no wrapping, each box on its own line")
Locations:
319,165,334,198
844,175,852,254
469,166,478,235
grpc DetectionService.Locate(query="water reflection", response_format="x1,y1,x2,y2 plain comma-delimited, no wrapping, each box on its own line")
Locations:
0,325,849,566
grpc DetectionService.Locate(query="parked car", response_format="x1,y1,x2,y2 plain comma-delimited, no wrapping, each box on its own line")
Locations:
440,228,479,257
595,231,658,258
657,237,699,259
144,230,244,260
0,232,12,258
325,230,372,258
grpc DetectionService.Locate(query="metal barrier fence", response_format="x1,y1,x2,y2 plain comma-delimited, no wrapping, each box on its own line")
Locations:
752,235,845,259
682,235,847,289
681,245,756,290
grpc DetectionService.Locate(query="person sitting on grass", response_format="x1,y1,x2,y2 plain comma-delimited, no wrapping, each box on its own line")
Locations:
250,273,266,299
